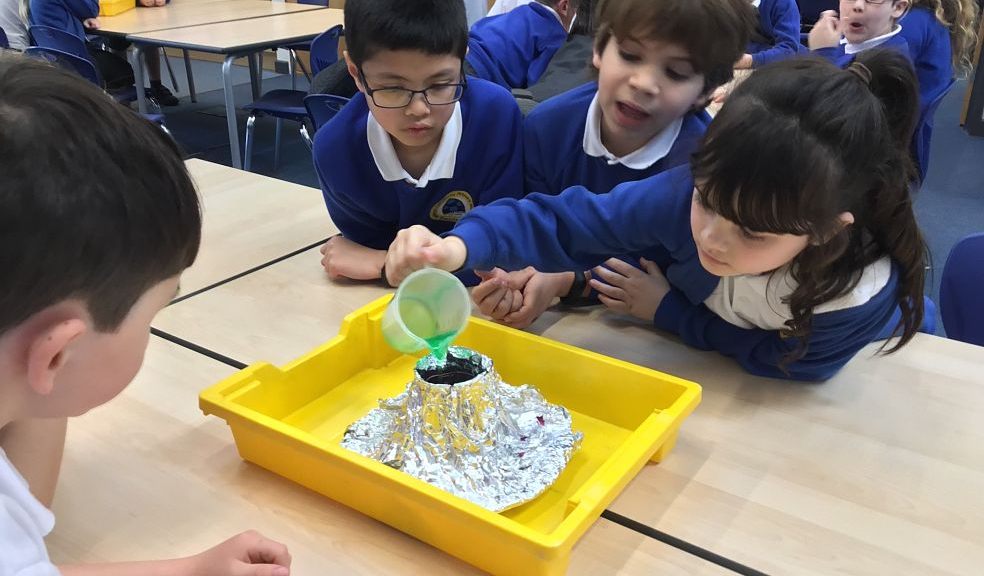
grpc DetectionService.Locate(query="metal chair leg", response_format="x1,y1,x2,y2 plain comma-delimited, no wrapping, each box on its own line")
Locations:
295,56,311,84
244,114,257,171
273,118,283,170
289,49,297,91
162,48,179,91
183,50,197,102
300,124,312,150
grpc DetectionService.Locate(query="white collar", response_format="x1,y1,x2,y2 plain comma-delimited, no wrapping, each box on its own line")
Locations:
843,25,902,54
751,0,761,7
367,102,462,188
582,93,683,170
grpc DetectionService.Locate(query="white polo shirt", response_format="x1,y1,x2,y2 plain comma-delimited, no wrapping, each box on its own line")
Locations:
0,448,59,576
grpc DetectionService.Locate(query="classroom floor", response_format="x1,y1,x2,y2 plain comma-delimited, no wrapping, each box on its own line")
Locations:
162,56,984,330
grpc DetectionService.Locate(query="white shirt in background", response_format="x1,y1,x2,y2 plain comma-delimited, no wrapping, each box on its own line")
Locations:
0,448,59,576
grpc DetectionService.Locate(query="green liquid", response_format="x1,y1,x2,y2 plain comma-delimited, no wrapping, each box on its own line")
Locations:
398,297,457,362
424,331,457,363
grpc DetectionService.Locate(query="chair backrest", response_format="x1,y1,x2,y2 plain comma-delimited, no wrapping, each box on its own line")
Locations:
304,93,349,131
310,25,343,76
913,78,956,182
940,233,984,345
29,25,89,59
0,25,9,49
24,46,102,87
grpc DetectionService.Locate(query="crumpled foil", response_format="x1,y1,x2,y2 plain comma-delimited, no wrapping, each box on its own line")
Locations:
341,346,582,512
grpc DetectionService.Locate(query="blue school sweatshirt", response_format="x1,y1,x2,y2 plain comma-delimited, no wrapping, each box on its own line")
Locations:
524,82,710,195
448,165,903,381
748,0,803,67
812,30,911,67
29,0,97,39
465,2,568,90
900,6,954,180
313,77,523,252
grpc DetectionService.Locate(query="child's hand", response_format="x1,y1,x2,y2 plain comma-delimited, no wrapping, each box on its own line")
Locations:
138,0,155,6
83,17,100,29
472,268,530,320
710,86,728,105
385,225,467,285
590,258,670,322
320,235,387,280
502,270,575,329
808,10,841,50
154,0,166,5
189,530,291,576
734,54,753,69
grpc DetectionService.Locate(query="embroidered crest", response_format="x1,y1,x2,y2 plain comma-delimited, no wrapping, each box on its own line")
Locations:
430,190,474,222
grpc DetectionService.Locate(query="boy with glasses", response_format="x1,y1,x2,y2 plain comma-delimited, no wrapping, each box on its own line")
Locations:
808,0,911,63
313,0,523,282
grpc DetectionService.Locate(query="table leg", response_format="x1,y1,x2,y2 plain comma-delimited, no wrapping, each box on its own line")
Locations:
183,49,197,103
248,53,261,101
222,54,242,169
130,45,148,114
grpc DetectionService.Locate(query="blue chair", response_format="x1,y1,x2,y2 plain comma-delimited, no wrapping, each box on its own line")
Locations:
1,25,9,49
913,79,955,183
299,93,349,146
243,25,342,171
280,0,329,88
29,25,89,59
940,233,984,345
24,46,166,128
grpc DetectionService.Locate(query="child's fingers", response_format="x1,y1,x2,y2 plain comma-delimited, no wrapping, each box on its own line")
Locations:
477,284,509,317
589,277,626,301
601,258,638,276
590,264,628,288
471,277,501,303
597,293,627,314
244,533,292,567
235,564,289,576
639,257,660,275
491,289,515,319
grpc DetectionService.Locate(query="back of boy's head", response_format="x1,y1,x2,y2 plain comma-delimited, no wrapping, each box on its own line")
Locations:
0,54,201,337
694,50,925,353
593,0,756,92
344,0,468,67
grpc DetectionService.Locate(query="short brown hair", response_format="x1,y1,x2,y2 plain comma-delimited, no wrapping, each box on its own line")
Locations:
593,0,756,93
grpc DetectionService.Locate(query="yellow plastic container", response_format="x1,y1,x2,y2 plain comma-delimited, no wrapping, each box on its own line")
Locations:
99,0,135,17
200,296,701,575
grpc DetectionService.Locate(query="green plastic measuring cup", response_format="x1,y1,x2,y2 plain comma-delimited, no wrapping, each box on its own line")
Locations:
382,268,470,360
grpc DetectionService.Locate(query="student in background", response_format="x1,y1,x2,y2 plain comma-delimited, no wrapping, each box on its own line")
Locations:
808,0,911,65
28,0,179,103
0,53,290,576
899,0,978,176
0,0,28,49
314,0,522,282
740,0,802,69
465,0,578,90
473,0,755,328
385,50,929,382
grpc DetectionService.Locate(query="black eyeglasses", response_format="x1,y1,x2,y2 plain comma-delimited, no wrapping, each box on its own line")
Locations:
358,67,467,109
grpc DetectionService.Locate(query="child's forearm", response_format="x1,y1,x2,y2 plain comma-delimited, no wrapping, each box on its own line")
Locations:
59,558,197,576
0,417,67,507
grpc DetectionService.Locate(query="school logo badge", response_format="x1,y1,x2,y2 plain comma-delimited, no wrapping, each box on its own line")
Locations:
430,190,474,222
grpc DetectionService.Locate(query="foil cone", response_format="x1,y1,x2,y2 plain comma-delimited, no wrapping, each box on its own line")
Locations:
341,347,582,512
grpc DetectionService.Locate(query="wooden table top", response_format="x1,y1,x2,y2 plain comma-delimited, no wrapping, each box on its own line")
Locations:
153,245,984,575
177,159,334,298
126,8,344,53
96,0,326,36
45,337,732,575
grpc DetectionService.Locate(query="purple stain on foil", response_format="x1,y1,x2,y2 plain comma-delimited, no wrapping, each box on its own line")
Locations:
341,347,582,512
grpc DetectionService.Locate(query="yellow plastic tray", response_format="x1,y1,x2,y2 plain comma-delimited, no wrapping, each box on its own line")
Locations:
99,0,135,17
200,296,701,575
